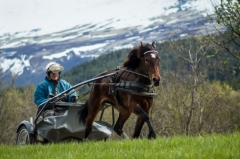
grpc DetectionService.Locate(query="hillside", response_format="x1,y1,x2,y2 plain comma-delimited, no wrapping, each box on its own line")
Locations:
0,0,220,86
62,37,240,91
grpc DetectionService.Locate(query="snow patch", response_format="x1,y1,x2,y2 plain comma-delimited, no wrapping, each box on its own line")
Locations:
0,55,33,75
42,43,108,60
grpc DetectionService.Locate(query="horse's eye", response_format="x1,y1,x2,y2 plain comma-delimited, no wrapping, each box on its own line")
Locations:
145,59,148,62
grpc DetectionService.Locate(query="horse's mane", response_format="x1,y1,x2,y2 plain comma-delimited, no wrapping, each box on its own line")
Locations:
121,42,157,69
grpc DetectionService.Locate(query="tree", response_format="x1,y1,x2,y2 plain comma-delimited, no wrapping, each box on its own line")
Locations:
209,0,240,61
0,51,37,144
145,33,240,137
168,35,212,135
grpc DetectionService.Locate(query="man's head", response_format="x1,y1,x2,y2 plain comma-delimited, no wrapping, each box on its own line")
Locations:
45,62,64,81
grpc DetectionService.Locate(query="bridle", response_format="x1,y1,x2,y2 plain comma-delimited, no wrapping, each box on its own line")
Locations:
101,50,159,86
141,50,159,83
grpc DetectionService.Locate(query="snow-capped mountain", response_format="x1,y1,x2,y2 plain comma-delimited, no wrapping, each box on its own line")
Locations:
0,0,218,86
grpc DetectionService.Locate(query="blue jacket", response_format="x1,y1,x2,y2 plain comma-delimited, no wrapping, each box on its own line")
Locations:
34,77,77,107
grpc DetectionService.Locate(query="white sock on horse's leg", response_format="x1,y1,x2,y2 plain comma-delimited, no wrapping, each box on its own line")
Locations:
121,132,129,139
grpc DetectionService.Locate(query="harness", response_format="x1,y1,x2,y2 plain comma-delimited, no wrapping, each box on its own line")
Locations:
114,80,156,96
108,69,157,96
108,50,158,107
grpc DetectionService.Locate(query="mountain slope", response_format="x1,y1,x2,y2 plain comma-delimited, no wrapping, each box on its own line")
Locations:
0,0,218,86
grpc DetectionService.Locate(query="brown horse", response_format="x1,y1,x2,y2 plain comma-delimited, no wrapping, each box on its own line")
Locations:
79,42,161,139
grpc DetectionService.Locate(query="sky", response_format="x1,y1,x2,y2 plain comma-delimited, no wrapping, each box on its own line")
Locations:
0,0,217,36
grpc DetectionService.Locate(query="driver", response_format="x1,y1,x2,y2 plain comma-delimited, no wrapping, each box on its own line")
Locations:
34,62,77,113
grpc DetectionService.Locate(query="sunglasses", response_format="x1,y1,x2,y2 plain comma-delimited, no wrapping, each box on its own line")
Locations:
50,70,61,74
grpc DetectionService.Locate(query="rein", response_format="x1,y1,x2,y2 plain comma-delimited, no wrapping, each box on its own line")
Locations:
115,50,159,82
119,68,151,80
91,50,159,87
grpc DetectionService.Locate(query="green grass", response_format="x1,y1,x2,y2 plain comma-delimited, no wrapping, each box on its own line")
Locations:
0,132,239,159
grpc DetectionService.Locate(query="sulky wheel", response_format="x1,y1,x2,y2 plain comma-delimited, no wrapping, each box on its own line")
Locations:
16,125,36,145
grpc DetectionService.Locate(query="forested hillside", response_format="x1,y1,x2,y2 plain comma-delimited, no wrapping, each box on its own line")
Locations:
62,48,130,85
62,35,239,89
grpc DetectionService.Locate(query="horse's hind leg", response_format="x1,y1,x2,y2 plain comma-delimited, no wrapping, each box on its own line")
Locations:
84,112,98,139
114,110,131,139
84,100,102,139
133,106,156,139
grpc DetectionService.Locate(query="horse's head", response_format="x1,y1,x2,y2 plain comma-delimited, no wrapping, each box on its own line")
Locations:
139,42,161,86
121,42,161,86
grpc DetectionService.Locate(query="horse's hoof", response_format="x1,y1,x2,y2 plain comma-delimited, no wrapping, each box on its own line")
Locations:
148,131,156,139
82,138,89,142
121,132,129,139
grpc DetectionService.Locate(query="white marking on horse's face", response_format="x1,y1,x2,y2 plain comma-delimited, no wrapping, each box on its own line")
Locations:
151,53,156,58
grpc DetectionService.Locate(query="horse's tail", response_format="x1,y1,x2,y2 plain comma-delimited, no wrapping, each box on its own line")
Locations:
78,101,88,124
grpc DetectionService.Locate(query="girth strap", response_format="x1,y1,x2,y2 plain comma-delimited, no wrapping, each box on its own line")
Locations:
112,80,157,97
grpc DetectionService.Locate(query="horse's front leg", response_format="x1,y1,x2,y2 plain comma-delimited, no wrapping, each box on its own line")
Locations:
133,105,156,139
133,116,145,138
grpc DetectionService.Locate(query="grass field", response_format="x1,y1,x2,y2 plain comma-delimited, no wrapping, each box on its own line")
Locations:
0,132,239,159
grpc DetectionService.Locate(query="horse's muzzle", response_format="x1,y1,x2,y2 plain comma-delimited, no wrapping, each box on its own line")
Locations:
153,78,160,86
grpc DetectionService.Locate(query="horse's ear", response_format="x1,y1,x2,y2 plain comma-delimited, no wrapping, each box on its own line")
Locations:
152,42,156,48
136,42,143,58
